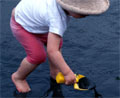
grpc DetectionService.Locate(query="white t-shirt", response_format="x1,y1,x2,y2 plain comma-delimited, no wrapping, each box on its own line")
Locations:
15,0,69,37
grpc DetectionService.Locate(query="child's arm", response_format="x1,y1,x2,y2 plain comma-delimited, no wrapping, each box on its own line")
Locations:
47,32,76,85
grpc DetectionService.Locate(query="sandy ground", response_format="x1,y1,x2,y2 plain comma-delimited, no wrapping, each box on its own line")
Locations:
0,0,120,98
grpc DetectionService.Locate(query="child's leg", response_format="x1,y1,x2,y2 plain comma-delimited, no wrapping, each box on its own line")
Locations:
45,50,64,97
10,16,47,93
12,58,38,93
11,32,46,93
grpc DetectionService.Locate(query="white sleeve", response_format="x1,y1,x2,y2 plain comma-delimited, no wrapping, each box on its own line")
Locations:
47,0,68,37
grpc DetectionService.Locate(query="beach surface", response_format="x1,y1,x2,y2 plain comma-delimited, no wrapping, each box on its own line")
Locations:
0,0,119,98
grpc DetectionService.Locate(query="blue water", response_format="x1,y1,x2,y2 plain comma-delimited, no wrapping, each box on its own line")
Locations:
0,0,120,98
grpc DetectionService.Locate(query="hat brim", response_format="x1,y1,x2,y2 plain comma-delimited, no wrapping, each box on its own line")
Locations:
57,0,110,15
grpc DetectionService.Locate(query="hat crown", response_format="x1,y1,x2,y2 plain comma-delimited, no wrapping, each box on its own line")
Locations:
57,0,110,15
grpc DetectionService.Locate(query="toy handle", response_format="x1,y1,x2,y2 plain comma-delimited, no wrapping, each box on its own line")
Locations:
56,72,65,83
56,72,78,84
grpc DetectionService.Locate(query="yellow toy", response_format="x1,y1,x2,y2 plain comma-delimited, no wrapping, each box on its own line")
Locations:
56,72,89,90
56,72,102,98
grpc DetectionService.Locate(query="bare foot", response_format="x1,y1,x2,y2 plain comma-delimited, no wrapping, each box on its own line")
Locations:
11,72,31,93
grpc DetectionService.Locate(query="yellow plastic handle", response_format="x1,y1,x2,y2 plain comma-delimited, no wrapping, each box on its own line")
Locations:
56,72,80,83
56,72,65,83
56,72,88,91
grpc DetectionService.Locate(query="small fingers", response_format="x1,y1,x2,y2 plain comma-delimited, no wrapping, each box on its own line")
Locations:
65,79,76,85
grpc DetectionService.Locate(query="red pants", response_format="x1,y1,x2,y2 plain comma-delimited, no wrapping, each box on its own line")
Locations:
10,14,63,64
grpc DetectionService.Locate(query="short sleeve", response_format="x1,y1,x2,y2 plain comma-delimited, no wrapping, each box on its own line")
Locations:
47,0,69,37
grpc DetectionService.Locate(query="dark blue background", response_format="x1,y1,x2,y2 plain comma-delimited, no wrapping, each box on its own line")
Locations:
0,0,119,98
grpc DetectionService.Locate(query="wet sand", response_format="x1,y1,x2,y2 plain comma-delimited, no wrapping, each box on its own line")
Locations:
0,0,120,98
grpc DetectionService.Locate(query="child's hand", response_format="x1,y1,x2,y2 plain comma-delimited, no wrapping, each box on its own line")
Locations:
64,71,76,85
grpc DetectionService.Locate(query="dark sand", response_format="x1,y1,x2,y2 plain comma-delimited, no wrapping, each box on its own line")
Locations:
0,0,120,98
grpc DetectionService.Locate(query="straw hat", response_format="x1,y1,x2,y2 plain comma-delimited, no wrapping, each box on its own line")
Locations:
56,0,110,15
